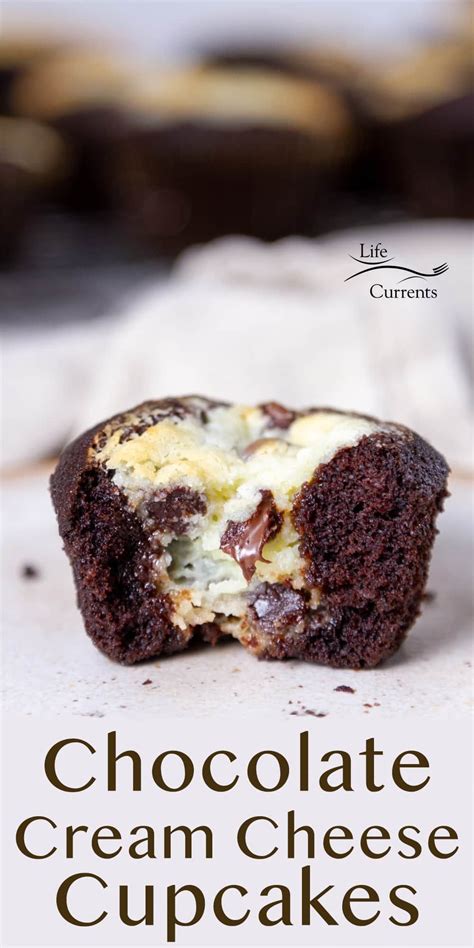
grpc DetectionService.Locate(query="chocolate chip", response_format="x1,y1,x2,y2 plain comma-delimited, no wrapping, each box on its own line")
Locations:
249,581,307,633
220,490,282,581
142,486,207,537
290,708,327,717
260,401,297,429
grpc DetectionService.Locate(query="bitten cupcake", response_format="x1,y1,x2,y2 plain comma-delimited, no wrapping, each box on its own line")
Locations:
114,65,354,254
51,397,449,668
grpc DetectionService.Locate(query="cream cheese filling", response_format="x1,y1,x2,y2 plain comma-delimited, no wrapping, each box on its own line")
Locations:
97,404,379,634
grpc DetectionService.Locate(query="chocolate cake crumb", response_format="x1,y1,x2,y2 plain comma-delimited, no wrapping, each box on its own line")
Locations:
142,486,207,537
142,679,152,685
21,563,40,579
290,708,327,717
334,684,356,693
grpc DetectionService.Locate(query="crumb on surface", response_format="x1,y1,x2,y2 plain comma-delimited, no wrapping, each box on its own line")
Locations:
334,684,356,693
289,705,327,717
21,563,40,579
142,678,152,685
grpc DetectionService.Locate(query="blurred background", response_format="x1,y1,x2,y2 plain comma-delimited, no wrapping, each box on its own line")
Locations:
1,0,473,277
1,0,473,474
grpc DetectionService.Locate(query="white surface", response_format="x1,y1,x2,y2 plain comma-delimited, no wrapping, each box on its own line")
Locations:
2,466,472,719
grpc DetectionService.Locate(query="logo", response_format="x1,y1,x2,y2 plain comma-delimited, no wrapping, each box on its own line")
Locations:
345,242,449,299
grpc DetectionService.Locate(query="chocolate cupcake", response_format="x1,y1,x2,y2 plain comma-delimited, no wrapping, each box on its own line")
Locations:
10,49,132,210
51,397,448,668
0,116,68,263
114,66,354,253
204,44,381,203
366,37,474,217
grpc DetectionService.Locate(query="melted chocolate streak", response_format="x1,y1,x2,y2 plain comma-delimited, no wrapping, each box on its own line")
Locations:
220,490,283,581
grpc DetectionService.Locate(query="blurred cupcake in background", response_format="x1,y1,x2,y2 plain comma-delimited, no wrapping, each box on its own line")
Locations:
205,42,370,108
365,30,474,218
0,36,61,113
114,65,354,255
204,42,378,204
205,23,474,221
9,48,132,211
0,116,68,264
